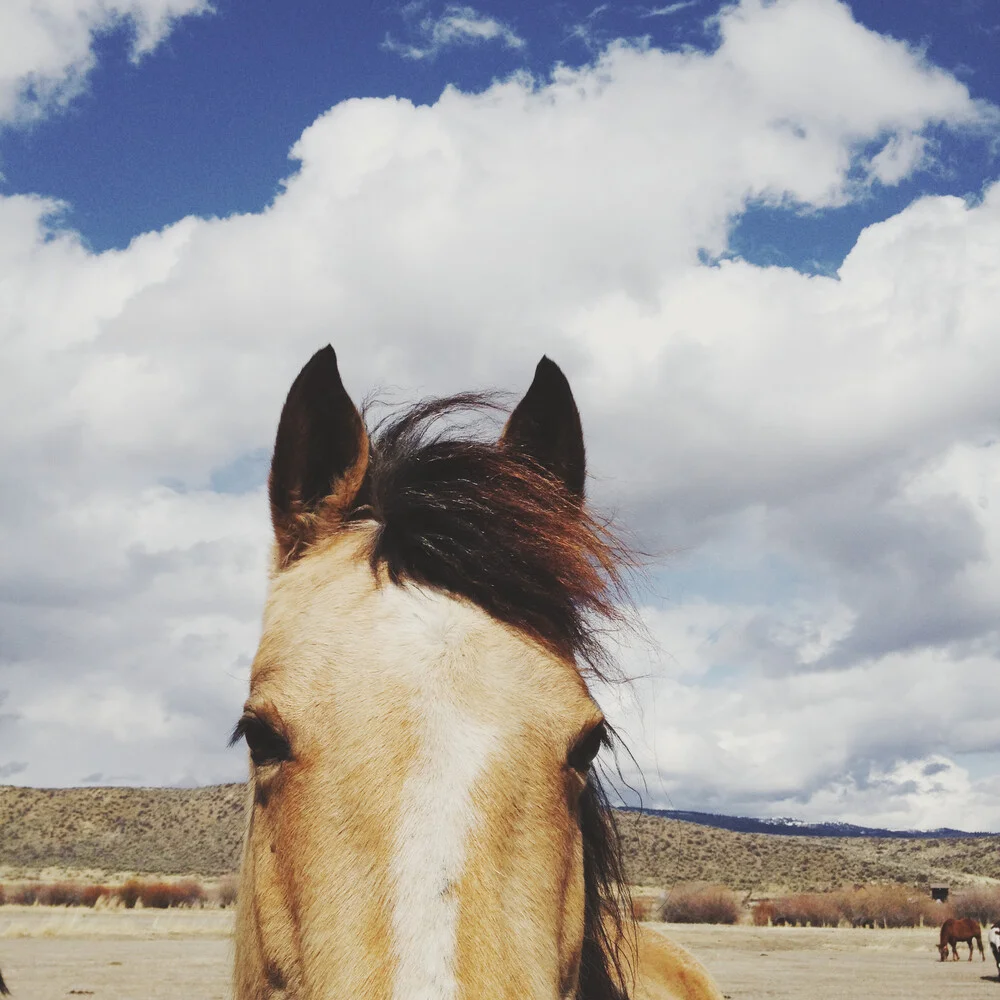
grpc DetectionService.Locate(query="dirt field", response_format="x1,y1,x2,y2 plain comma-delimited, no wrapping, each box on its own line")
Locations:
0,908,232,999
2,908,999,998
660,923,1000,999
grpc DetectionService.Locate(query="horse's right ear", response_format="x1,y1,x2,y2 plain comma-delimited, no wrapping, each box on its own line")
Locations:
500,356,586,500
269,346,369,566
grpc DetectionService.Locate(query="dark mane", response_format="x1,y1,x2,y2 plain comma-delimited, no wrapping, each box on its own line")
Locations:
349,395,638,1000
354,395,634,673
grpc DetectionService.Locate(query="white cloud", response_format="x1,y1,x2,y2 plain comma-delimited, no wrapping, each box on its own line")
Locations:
0,0,211,124
383,4,524,61
598,601,1000,830
1,0,1000,827
868,131,927,184
641,2,701,17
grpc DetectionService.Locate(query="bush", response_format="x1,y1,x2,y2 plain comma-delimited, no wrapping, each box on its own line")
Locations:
117,879,143,909
36,881,85,906
169,879,207,908
216,875,238,909
658,884,740,925
80,885,112,907
952,886,1000,926
767,892,842,927
136,879,207,909
753,885,948,928
8,883,39,905
138,881,176,909
112,878,207,909
850,885,942,929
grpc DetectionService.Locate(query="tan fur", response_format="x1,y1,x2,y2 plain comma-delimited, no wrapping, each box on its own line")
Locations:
631,927,725,1000
234,522,724,999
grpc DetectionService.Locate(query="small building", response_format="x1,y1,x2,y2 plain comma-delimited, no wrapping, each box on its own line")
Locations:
930,885,950,903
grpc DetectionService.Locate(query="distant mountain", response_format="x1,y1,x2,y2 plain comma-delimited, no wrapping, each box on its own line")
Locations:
623,806,995,839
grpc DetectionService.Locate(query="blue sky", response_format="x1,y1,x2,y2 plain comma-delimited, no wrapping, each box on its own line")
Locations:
3,0,1000,830
4,0,999,259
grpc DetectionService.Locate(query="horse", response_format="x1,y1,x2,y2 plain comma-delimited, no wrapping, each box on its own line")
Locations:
231,345,724,1000
938,917,984,962
0,964,8,995
988,921,1000,976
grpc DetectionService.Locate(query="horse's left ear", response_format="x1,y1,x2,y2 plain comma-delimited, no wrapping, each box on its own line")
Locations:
269,346,369,565
500,356,586,500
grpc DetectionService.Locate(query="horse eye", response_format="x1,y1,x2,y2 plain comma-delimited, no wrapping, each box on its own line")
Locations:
568,721,607,773
230,716,292,768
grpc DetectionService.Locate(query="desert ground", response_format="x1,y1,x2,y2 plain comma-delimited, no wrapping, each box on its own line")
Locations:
663,923,1000,999
2,907,999,999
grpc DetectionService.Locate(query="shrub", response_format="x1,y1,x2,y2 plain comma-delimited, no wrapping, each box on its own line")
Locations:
952,886,1000,926
753,885,948,929
136,879,207,909
138,881,175,909
768,892,842,927
216,875,238,909
658,884,740,925
842,885,942,928
168,879,207,908
9,883,39,905
79,885,112,907
37,881,85,906
117,879,143,909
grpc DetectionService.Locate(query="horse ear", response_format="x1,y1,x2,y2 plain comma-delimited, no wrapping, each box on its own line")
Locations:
500,356,585,500
269,346,369,565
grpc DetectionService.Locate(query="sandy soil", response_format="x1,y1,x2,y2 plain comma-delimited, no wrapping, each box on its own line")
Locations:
659,923,1000,999
2,909,999,998
0,908,233,1000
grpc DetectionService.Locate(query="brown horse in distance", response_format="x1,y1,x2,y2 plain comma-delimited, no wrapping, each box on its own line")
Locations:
938,917,984,961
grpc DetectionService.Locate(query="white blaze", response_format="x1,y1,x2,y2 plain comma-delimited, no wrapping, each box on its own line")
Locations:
385,586,501,1000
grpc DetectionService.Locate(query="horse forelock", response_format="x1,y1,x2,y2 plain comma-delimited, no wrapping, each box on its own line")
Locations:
349,395,636,682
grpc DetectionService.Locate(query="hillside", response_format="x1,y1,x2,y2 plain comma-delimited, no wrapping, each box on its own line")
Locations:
0,784,245,876
2,784,998,892
616,810,1000,893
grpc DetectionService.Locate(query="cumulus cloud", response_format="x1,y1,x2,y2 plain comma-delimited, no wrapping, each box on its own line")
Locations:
599,595,1000,830
383,3,524,61
0,0,211,124
1,0,999,827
